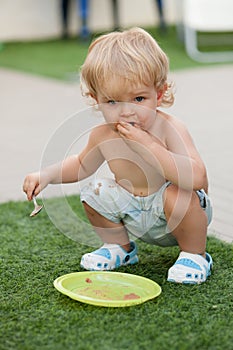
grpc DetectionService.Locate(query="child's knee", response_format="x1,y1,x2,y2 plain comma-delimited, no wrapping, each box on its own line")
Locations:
164,184,200,220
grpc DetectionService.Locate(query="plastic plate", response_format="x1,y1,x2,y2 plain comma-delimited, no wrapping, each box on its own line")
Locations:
54,271,161,307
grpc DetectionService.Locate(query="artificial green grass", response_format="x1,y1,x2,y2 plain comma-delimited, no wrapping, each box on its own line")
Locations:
0,38,88,81
1,197,233,350
0,26,230,82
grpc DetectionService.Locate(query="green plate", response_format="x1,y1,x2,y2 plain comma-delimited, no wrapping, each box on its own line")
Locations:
54,271,161,307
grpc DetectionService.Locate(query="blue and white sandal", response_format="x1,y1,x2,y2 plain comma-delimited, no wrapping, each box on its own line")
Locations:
167,251,213,284
80,241,139,271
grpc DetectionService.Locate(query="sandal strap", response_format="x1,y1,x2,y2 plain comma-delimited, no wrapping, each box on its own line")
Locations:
167,251,213,284
80,241,139,271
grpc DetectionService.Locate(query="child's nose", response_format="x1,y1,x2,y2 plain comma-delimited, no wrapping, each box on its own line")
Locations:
119,103,135,118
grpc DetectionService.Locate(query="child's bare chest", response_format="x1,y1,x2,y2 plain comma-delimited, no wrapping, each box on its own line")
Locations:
99,137,164,193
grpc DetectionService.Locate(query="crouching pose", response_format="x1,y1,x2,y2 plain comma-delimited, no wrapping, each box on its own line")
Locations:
23,27,213,284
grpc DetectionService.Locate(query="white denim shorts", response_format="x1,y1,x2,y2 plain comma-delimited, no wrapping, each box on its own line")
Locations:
80,178,213,247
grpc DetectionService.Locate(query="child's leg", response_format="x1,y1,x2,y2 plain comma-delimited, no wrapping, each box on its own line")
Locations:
163,184,207,256
163,184,213,284
82,202,131,251
80,202,139,270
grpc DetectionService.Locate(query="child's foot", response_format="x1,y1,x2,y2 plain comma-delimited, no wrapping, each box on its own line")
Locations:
80,241,139,271
167,251,213,284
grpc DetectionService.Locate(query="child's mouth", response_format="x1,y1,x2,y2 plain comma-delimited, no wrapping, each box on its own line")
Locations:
114,121,138,131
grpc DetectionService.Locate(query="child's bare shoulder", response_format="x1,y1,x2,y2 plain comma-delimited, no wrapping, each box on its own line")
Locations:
158,110,188,135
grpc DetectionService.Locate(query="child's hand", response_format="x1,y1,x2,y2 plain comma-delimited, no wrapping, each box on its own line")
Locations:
23,171,49,201
117,121,151,145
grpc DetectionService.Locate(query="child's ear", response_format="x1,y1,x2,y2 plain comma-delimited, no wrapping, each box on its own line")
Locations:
157,84,168,106
90,93,98,103
90,93,96,99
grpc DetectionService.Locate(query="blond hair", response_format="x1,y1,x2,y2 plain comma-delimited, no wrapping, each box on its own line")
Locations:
80,27,174,107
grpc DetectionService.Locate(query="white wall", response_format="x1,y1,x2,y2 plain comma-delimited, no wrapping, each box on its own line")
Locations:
0,0,178,41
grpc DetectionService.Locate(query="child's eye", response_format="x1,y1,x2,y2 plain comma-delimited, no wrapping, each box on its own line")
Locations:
135,96,145,102
107,100,117,105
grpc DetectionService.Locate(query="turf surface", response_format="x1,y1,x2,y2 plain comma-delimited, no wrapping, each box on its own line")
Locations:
1,198,233,350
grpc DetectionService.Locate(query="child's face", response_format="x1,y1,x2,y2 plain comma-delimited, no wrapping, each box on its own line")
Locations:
94,81,164,132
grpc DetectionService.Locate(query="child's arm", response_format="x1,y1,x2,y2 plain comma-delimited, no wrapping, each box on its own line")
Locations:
147,137,207,191
23,130,105,200
163,118,208,191
117,119,207,191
